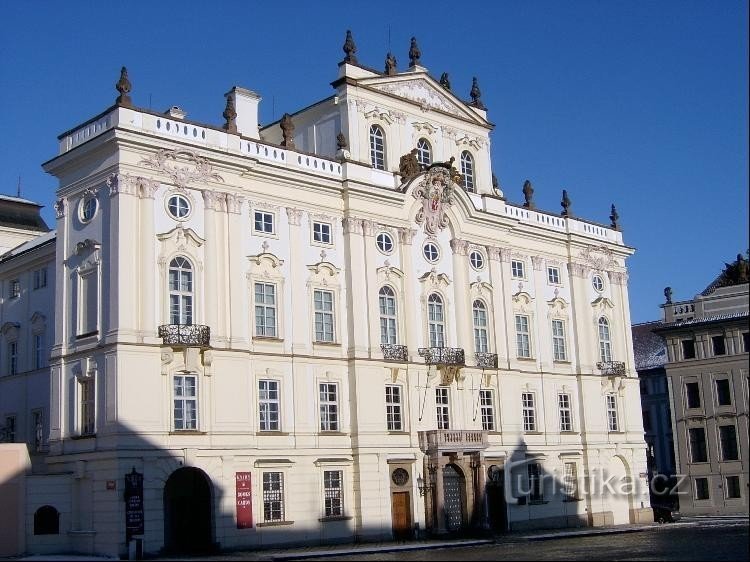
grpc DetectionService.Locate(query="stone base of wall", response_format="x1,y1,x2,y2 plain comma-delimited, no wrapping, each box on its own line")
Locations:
510,514,589,532
631,507,654,523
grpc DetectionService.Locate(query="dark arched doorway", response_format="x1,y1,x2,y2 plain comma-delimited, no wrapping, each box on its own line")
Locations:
486,464,507,532
163,467,213,554
442,464,466,532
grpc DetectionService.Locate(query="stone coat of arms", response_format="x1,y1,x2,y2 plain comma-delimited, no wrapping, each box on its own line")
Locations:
412,166,455,234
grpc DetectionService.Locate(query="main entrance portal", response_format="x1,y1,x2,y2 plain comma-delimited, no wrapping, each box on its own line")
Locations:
443,464,466,531
163,467,213,554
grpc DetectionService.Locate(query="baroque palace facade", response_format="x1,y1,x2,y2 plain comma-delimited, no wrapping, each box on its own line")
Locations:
0,34,651,557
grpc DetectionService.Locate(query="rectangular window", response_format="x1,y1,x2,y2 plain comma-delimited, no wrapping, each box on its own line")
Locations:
743,332,749,353
715,379,732,406
551,319,567,361
258,380,280,431
726,476,741,499
385,385,402,431
685,382,701,409
33,267,48,289
8,341,18,376
314,289,335,342
173,374,197,430
80,378,95,435
323,470,343,518
253,210,274,234
511,260,525,279
313,221,332,245
522,392,536,432
34,334,44,370
78,270,98,335
528,462,543,502
515,315,531,358
606,394,619,432
694,477,710,500
480,389,495,431
4,415,16,443
9,279,20,299
547,266,560,285
558,393,572,432
436,387,450,430
719,425,739,461
262,472,284,522
689,427,708,463
563,462,579,501
254,282,277,338
32,410,43,452
711,335,726,356
319,383,339,432
681,339,696,359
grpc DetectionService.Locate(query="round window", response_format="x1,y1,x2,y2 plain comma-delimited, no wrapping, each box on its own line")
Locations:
423,242,440,263
376,232,394,254
167,194,191,220
470,250,485,270
592,274,605,292
79,195,98,223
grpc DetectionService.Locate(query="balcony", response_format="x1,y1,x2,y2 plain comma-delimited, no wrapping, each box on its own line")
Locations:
597,360,626,376
418,430,488,454
475,352,498,369
418,347,465,366
381,344,408,362
158,324,210,348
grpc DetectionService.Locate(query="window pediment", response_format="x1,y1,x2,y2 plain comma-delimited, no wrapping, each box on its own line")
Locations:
1,321,20,339
157,225,204,250
248,252,284,279
307,261,341,287
470,280,493,298
547,297,569,318
418,269,451,291
591,296,615,314
512,291,533,311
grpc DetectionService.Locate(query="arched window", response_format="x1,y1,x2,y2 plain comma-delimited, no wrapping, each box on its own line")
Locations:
34,505,59,535
379,286,398,345
369,125,386,170
598,317,612,362
169,257,193,325
416,138,432,167
460,150,475,192
473,300,489,353
427,293,445,348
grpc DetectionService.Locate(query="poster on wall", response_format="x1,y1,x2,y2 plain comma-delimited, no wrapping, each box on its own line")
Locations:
236,472,253,529
124,467,144,540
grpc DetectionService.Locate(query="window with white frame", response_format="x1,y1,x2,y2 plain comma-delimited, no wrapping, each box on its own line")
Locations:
480,389,495,431
385,385,402,431
606,394,619,432
258,380,280,431
80,377,95,435
473,300,489,353
427,293,445,347
369,125,385,170
173,374,197,430
32,410,43,452
423,242,440,263
552,319,567,361
323,470,344,518
592,274,605,292
254,282,277,337
460,151,475,192
319,382,339,432
253,210,274,234
33,267,48,290
379,286,398,345
436,387,450,429
313,289,335,342
558,393,573,432
8,341,18,376
563,462,579,500
522,392,537,432
547,266,561,285
515,315,531,358
469,250,485,270
9,279,20,299
528,462,543,502
4,415,16,442
598,317,612,362
78,269,98,335
511,260,525,279
262,472,284,522
34,334,44,370
376,232,394,254
168,257,193,325
167,194,191,220
416,138,432,167
312,221,332,245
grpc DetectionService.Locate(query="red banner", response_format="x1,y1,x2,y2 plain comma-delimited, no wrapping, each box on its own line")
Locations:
236,472,253,529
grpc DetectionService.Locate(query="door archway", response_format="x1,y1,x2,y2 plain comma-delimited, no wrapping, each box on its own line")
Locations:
606,456,633,525
163,467,213,554
442,464,466,532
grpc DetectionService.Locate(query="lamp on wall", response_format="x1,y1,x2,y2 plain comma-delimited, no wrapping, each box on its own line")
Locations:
417,464,437,496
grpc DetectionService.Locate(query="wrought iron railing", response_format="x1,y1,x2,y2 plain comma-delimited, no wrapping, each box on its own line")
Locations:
597,361,626,376
418,347,465,366
475,352,498,369
381,344,408,362
158,324,211,347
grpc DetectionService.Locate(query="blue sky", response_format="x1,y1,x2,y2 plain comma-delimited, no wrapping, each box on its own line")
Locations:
1,1,747,323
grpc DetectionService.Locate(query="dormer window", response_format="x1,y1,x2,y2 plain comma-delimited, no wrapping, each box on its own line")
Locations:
369,125,386,170
460,151,475,192
416,138,432,167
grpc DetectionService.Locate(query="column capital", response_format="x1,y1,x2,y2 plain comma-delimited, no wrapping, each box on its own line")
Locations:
569,262,590,278
398,227,417,245
342,217,363,235
225,193,244,214
450,238,469,256
286,207,303,226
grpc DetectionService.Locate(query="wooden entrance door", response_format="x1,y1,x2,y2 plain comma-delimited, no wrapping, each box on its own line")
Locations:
391,491,412,539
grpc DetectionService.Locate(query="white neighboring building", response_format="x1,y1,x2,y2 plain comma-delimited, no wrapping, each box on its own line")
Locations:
2,33,652,558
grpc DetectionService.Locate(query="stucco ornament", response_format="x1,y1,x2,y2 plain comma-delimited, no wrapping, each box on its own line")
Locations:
140,149,224,189
579,244,615,272
412,165,456,235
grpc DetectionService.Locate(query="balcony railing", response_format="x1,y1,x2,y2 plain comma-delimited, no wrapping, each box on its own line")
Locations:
418,347,465,366
381,344,408,362
418,430,488,453
158,324,210,347
475,352,498,369
597,360,626,376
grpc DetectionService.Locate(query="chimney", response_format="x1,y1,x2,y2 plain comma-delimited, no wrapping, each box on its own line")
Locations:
165,106,187,120
226,86,261,139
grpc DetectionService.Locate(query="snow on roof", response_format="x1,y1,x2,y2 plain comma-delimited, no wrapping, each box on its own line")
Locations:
632,320,667,371
0,193,43,206
0,229,56,261
657,311,749,331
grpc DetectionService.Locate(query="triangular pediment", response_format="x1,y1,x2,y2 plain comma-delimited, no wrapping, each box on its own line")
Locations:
358,73,489,127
